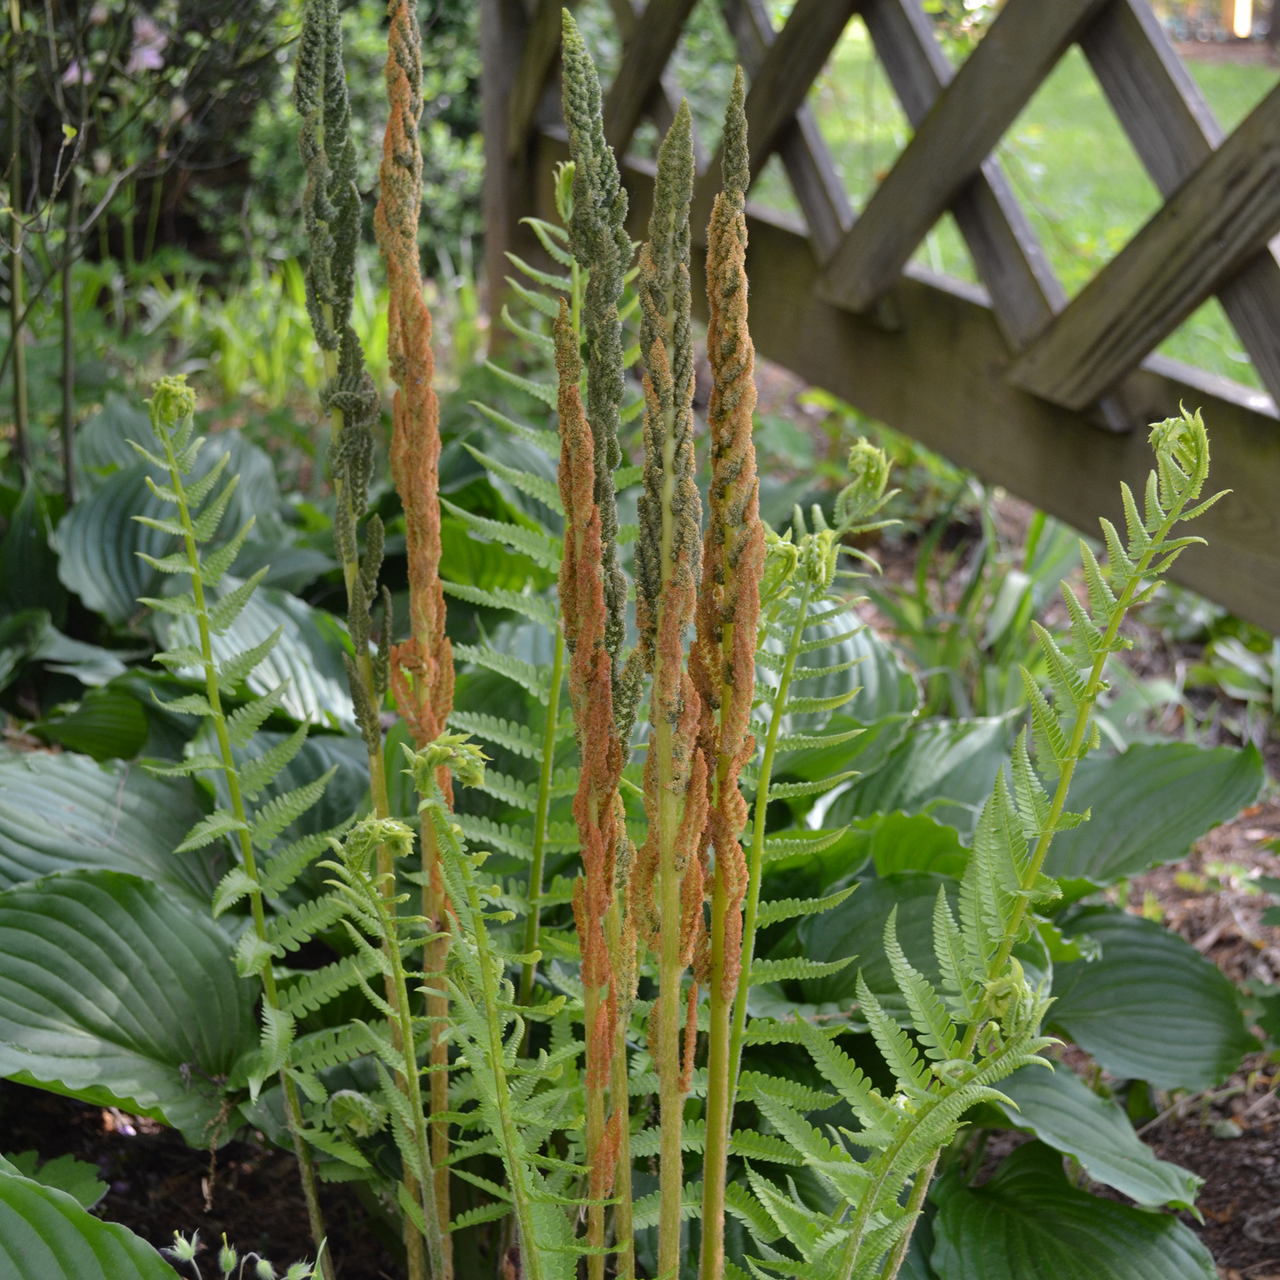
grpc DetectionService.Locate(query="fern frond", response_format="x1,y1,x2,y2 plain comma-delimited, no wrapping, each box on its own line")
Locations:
748,956,854,986
464,443,564,514
754,885,855,928
249,767,337,849
442,581,557,629
452,643,549,704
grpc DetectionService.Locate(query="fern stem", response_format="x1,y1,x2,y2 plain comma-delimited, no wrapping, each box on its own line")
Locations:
726,579,812,1103
155,412,334,1280
957,500,1186,1061
879,1151,938,1280
466,855,544,1280
607,897,635,1280
519,620,567,1019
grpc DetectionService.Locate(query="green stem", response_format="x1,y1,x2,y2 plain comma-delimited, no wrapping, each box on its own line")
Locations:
368,881,447,1280
726,580,812,1103
464,848,544,1280
607,899,634,1280
9,62,28,474
519,621,566,1017
879,1152,938,1280
156,421,334,1280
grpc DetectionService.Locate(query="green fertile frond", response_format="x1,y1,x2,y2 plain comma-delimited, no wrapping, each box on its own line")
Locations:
249,767,338,849
439,497,562,570
754,885,856,928
442,581,558,629
266,893,347,954
447,712,545,761
856,973,928,1095
883,907,958,1062
226,682,292,746
748,956,854,986
452,642,550,703
237,722,309,798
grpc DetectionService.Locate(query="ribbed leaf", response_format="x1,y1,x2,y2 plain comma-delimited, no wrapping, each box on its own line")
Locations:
0,1162,179,1279
0,871,258,1144
996,1064,1202,1211
0,753,220,903
933,1142,1216,1280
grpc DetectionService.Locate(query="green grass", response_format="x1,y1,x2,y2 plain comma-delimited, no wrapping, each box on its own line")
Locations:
750,21,1280,391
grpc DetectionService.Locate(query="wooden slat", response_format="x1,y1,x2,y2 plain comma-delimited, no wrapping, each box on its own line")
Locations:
862,0,1066,348
1009,82,1280,411
821,0,1109,313
738,0,857,183
506,0,576,160
1081,0,1280,408
607,0,682,148
533,126,1280,632
719,0,852,262
602,0,699,155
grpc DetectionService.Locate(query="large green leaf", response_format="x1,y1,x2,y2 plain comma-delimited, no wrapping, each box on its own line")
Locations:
0,480,67,627
58,430,294,627
1050,910,1258,1090
2,1151,107,1209
931,1142,1216,1280
165,582,354,729
56,464,171,627
0,1159,178,1279
73,392,152,492
0,871,258,1145
863,811,968,878
995,1064,1202,1210
1043,742,1264,884
825,714,1014,836
29,686,149,762
796,870,956,1015
0,752,220,903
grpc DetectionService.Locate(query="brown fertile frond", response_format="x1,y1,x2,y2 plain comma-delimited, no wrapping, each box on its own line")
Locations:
695,66,761,997
376,0,452,756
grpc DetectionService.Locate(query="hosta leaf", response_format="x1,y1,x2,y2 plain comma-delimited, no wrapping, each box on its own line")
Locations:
29,685,149,762
0,753,220,904
1049,909,1257,1090
0,871,258,1144
2,1151,106,1210
165,583,353,729
0,480,68,628
827,714,1014,837
1043,742,1264,884
932,1141,1216,1280
798,871,959,1020
995,1064,1202,1211
0,1161,179,1279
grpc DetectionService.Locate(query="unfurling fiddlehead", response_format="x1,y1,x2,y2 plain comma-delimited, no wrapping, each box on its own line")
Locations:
374,0,454,1267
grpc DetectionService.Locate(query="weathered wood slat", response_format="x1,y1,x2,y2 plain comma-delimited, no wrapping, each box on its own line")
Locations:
862,0,1065,348
607,0,699,160
506,0,577,161
533,126,1280,632
821,0,1109,313
1081,0,1280,408
602,0,700,155
719,0,852,261
1009,82,1280,411
738,0,857,182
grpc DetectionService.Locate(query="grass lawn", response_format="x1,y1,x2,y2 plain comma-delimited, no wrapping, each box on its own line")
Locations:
747,21,1280,391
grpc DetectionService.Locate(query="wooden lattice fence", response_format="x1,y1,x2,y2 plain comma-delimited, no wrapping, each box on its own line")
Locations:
480,0,1280,632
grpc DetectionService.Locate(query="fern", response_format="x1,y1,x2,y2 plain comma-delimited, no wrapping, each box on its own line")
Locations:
135,377,337,1265
720,409,1224,1280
